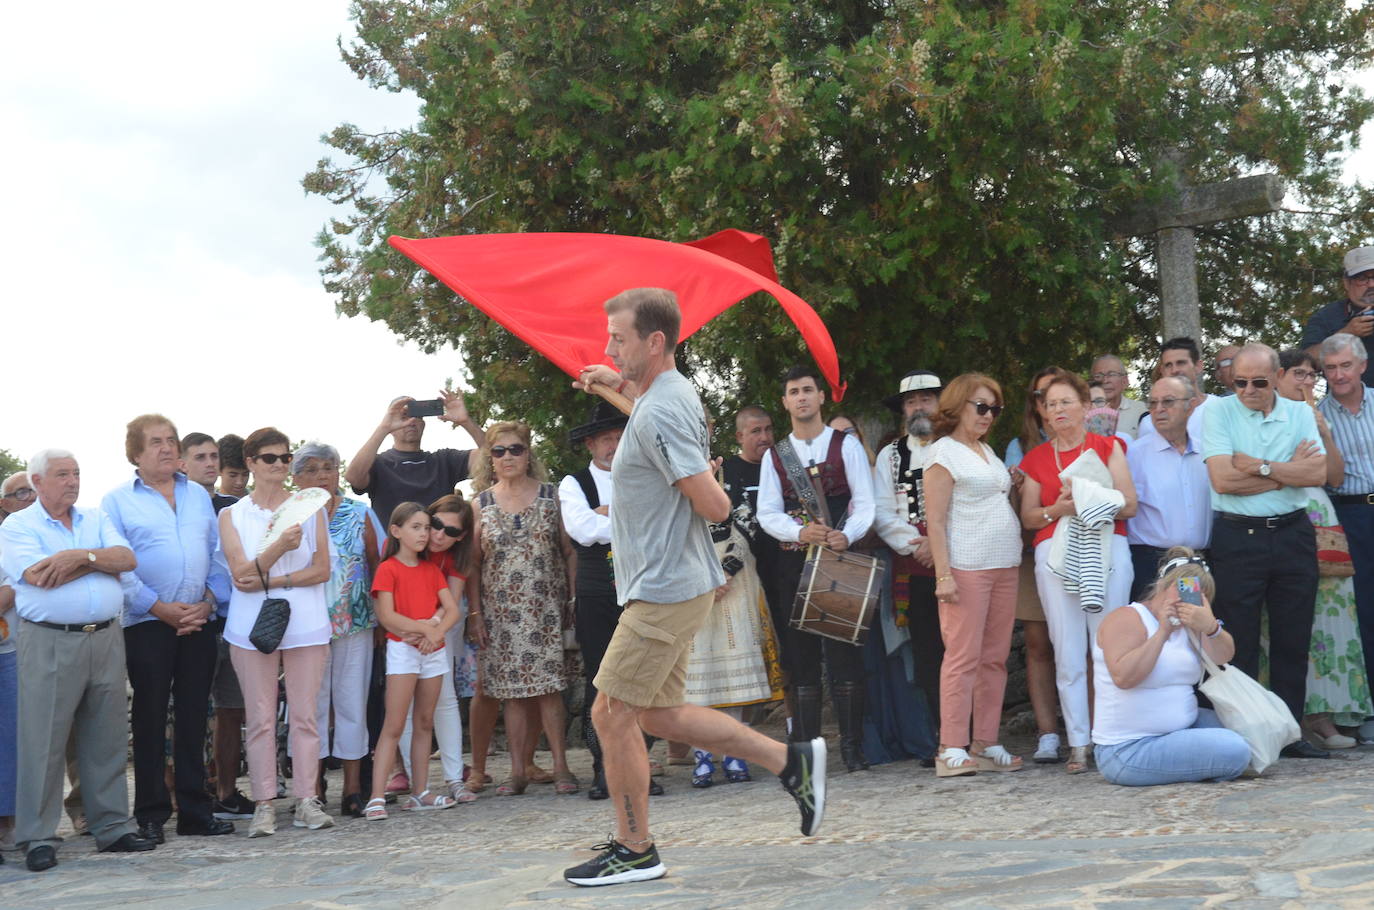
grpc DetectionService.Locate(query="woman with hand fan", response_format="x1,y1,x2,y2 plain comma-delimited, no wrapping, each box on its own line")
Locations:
217,427,332,838
363,503,463,819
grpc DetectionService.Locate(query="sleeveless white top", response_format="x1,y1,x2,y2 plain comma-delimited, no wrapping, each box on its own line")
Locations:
1092,602,1202,746
927,436,1022,571
222,495,330,650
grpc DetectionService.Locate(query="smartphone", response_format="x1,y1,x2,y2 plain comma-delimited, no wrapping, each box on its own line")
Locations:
1177,574,1203,606
405,398,444,418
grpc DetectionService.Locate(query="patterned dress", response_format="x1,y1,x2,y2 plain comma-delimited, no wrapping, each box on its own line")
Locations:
477,483,569,699
324,497,378,638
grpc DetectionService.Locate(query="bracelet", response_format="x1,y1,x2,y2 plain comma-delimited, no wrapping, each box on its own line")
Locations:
620,834,653,849
937,575,953,583
1207,618,1225,639
1042,510,1052,526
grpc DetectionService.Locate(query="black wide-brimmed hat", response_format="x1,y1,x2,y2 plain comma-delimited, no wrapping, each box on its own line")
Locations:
568,400,629,445
882,370,943,413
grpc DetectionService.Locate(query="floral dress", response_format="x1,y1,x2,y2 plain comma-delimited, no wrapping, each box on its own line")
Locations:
477,483,569,699
324,497,378,638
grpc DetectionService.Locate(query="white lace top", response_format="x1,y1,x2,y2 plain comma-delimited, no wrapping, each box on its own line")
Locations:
927,436,1022,571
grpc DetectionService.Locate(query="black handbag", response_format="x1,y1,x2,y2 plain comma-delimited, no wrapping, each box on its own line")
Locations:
248,562,291,654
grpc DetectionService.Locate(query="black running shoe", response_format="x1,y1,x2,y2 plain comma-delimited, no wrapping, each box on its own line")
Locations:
564,838,667,887
780,736,827,836
212,790,256,820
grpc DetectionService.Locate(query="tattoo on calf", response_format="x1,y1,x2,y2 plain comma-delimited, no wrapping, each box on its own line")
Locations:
624,793,639,834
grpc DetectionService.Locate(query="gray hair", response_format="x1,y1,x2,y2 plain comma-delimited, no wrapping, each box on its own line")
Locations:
29,449,76,480
1235,342,1281,373
292,441,340,475
0,471,28,494
1320,332,1368,363
1156,374,1196,401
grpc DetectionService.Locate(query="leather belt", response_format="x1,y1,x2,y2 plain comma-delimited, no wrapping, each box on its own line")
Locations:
1331,493,1374,506
32,618,115,633
1217,509,1306,530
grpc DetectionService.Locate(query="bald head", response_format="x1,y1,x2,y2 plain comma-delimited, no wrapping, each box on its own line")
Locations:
734,405,775,463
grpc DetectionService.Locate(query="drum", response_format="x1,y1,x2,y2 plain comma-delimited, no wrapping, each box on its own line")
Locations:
790,545,881,646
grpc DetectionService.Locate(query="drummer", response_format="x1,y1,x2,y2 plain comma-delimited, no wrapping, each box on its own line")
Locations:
757,365,876,772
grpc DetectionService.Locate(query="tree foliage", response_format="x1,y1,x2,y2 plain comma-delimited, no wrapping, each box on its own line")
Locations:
0,449,25,481
306,0,1374,457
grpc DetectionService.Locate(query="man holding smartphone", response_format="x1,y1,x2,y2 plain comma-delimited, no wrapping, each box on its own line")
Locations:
1301,246,1374,388
344,390,487,525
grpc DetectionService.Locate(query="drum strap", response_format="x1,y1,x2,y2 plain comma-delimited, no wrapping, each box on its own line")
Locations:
774,438,835,528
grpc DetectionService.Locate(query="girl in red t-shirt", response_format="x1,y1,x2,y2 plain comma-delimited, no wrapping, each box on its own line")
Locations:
364,502,462,820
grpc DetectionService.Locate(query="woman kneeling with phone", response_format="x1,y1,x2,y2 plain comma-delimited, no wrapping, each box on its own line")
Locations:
1092,548,1251,786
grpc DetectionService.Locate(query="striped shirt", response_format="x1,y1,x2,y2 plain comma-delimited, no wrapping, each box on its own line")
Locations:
1318,385,1374,496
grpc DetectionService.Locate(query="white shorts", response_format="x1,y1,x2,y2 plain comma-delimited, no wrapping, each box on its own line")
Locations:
386,639,448,679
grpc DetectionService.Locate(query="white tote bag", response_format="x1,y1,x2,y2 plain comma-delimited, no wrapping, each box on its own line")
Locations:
1190,631,1300,775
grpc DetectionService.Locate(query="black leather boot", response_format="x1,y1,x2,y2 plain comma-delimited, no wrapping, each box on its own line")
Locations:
833,682,870,772
791,685,823,743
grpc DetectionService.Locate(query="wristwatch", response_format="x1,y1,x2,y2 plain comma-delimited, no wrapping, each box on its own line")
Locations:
1258,461,1272,477
87,550,96,563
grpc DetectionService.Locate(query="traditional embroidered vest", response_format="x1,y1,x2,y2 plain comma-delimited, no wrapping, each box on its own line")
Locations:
769,430,852,526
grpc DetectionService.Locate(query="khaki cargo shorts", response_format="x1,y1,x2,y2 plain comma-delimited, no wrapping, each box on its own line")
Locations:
593,591,714,708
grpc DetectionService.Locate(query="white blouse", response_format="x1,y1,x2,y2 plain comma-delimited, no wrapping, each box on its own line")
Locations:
221,496,330,650
928,436,1022,571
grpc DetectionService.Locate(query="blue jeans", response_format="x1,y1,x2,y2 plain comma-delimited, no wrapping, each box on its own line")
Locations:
0,649,16,815
1095,708,1250,787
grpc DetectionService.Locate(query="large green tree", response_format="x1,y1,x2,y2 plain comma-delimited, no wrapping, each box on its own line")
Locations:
307,0,1374,458
0,449,24,481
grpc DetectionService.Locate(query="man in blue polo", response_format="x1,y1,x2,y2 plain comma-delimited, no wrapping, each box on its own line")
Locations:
0,449,155,871
1203,343,1327,757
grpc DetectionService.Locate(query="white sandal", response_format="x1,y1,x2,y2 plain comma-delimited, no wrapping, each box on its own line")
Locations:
364,797,387,821
935,747,978,778
971,744,1023,772
404,789,456,810
1066,746,1090,775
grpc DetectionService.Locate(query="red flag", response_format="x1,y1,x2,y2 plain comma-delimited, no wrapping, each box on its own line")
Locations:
387,229,845,401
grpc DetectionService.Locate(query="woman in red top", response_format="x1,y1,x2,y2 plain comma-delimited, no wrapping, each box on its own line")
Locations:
1018,372,1137,775
363,502,462,820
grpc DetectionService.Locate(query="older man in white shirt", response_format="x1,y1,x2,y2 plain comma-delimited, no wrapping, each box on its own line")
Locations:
1127,376,1212,600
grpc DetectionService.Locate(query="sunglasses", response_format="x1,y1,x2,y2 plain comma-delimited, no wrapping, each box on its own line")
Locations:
252,452,294,465
968,401,1003,417
490,444,528,458
430,517,466,538
1233,377,1270,389
1,487,34,502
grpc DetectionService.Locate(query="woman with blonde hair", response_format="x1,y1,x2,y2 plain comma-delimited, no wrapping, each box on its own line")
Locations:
923,374,1024,776
469,421,579,795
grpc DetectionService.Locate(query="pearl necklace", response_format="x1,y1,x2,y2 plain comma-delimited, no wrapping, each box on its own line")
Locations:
1052,433,1087,474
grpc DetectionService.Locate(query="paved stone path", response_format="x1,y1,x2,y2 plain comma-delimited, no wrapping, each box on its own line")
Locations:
5,732,1374,907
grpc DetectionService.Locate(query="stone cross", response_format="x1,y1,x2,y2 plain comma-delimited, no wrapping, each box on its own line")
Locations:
1111,170,1286,342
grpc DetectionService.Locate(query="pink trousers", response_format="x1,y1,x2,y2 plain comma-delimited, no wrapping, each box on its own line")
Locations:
937,566,1019,747
230,643,328,800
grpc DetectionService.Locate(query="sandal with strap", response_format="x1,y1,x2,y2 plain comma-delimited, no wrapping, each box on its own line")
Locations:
495,776,528,796
464,771,491,794
363,797,387,821
935,747,978,778
525,764,554,784
1066,746,1090,775
971,744,1024,773
692,750,716,788
554,773,581,795
721,755,751,783
404,789,456,810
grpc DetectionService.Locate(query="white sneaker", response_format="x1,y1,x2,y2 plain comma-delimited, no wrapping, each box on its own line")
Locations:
248,803,275,838
1033,733,1062,764
293,796,334,830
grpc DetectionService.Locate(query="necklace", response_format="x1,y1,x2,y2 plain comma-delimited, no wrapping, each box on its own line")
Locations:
1052,433,1087,474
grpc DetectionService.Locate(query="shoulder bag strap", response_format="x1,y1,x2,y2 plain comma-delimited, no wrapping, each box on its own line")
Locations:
774,437,832,527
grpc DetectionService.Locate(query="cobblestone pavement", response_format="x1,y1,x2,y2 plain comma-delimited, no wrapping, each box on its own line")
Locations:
5,730,1374,908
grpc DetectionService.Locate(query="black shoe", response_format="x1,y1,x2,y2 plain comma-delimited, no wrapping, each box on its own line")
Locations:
101,832,157,853
780,737,827,837
25,845,57,872
648,778,664,797
212,790,256,820
919,757,936,769
137,821,165,845
176,817,234,837
587,773,609,801
1281,741,1332,759
342,793,366,819
564,838,666,887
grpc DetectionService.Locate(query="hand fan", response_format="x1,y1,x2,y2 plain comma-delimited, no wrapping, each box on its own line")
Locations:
258,487,330,555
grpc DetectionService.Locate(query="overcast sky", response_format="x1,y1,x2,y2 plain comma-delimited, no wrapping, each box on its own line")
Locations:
4,2,1371,501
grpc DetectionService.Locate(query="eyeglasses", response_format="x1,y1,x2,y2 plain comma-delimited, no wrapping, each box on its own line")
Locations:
1287,369,1317,383
1233,377,1270,389
1147,397,1185,410
294,463,338,476
490,444,528,458
967,401,1003,417
1090,397,1108,407
1045,398,1079,411
1349,272,1374,284
1091,370,1126,381
1,487,34,502
252,452,294,465
430,517,466,538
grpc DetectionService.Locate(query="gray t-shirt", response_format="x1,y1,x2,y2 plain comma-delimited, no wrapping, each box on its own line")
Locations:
610,370,725,605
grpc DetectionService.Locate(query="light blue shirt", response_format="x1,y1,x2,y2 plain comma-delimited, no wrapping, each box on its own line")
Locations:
1317,386,1374,496
1126,429,1211,549
1202,394,1324,517
102,471,231,626
0,502,130,624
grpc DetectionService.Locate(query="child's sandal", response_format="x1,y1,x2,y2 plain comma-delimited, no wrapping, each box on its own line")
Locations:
363,797,388,821
403,789,456,810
